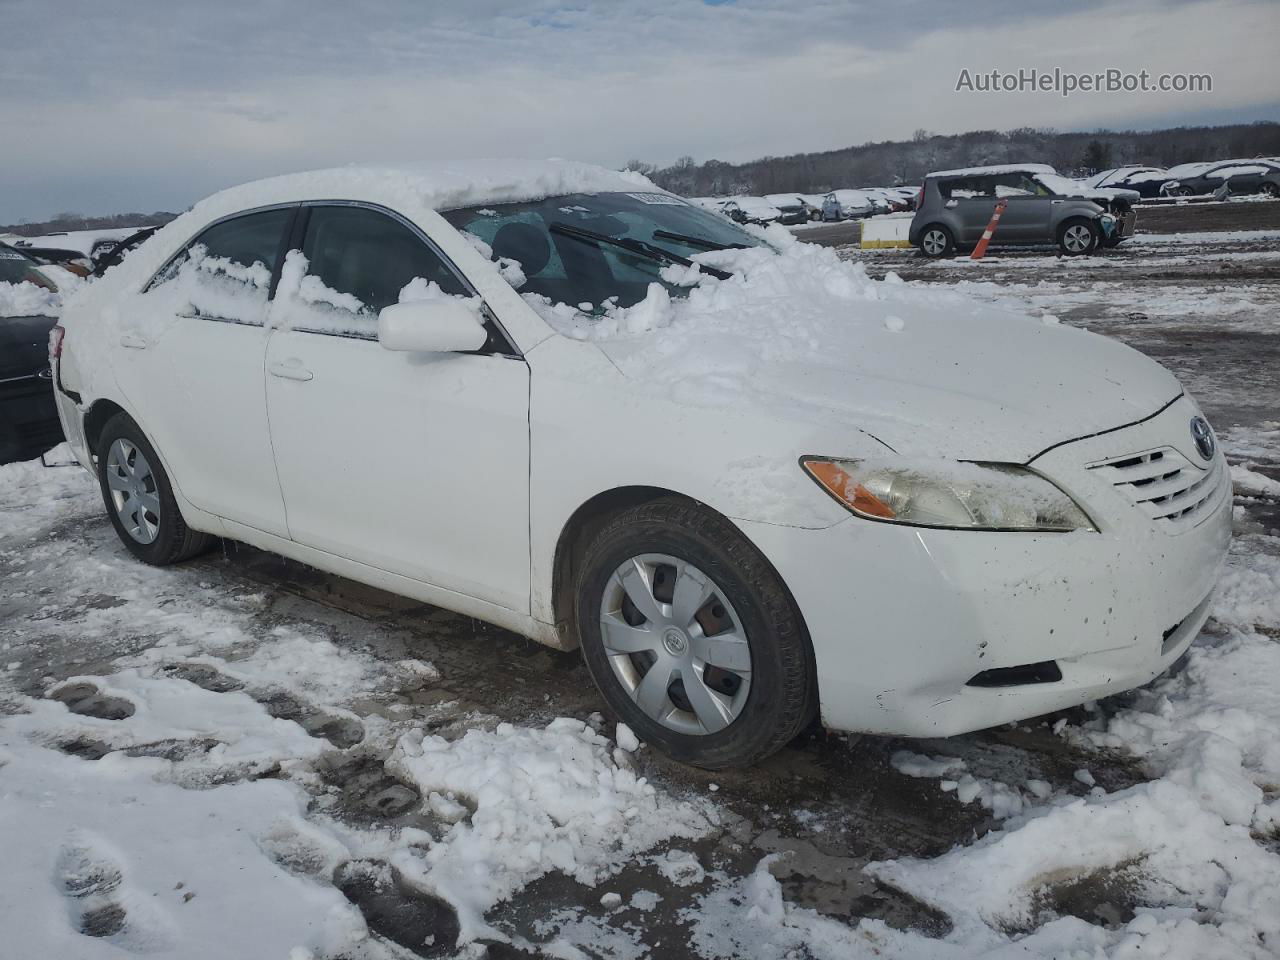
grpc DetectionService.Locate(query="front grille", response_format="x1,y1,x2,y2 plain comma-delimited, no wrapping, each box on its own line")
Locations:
1088,446,1226,533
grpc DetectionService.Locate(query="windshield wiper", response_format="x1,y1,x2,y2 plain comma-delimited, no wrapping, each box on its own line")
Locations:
549,223,733,280
652,229,748,252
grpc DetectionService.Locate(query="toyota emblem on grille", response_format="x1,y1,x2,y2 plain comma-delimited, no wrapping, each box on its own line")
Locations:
1190,416,1215,461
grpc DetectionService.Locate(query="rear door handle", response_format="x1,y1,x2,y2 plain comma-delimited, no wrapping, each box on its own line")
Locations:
119,333,148,349
268,360,314,382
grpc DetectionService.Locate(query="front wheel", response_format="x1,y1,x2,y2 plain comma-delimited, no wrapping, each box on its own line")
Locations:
96,412,215,565
575,498,816,769
1261,182,1279,198
1058,219,1100,256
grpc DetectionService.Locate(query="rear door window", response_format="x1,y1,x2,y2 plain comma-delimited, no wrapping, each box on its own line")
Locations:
147,207,292,325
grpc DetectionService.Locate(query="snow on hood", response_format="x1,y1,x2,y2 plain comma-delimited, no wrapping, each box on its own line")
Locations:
549,227,1180,462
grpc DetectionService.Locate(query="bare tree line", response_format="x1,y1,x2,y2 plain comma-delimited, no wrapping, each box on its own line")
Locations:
632,121,1280,196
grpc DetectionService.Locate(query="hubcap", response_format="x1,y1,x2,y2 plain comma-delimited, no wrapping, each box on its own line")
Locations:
105,439,160,544
599,554,752,736
1064,225,1091,252
922,230,946,254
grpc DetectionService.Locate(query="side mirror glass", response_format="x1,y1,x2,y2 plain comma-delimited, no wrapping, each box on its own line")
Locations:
378,299,488,353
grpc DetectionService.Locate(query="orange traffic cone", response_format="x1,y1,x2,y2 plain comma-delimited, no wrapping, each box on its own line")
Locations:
970,199,1008,260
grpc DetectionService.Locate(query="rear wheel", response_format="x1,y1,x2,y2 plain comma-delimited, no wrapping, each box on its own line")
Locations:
575,498,816,769
918,225,954,258
1058,218,1099,256
1261,182,1279,198
96,413,214,565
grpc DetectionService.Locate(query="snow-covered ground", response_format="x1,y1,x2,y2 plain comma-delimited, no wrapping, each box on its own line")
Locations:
2,228,1278,959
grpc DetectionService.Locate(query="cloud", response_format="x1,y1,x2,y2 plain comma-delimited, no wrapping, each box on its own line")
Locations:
1,0,1276,220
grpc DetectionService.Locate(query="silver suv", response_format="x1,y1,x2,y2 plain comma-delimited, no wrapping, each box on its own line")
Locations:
909,164,1137,257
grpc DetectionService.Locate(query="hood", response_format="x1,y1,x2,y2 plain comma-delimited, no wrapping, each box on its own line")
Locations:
557,234,1180,464
722,316,1179,463
1034,173,1139,204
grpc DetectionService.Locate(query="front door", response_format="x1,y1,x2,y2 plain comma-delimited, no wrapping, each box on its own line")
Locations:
263,203,531,612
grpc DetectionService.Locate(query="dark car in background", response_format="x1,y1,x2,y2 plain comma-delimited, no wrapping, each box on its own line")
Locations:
762,194,811,225
910,165,1136,257
1163,159,1280,198
1086,165,1170,198
0,244,64,464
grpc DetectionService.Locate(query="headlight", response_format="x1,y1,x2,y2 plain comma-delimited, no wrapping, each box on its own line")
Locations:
800,458,1095,532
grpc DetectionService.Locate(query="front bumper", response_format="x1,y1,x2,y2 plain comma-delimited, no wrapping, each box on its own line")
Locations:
738,396,1232,737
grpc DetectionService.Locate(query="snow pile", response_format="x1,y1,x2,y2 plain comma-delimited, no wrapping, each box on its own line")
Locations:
8,670,329,785
870,780,1279,958
891,751,1030,819
0,278,60,316
0,672,364,958
686,856,931,960
1067,546,1280,831
0,444,94,539
388,718,714,941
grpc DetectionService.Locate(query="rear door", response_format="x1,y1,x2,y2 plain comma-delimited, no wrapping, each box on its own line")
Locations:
951,177,1001,243
263,203,531,611
116,206,293,536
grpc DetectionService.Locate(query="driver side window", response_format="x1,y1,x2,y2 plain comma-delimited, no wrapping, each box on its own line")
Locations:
277,205,470,339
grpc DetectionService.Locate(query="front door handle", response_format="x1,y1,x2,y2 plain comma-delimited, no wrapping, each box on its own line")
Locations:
268,360,314,382
119,333,148,349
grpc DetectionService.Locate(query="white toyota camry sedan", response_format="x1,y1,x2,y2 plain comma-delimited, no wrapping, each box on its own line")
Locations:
51,160,1231,768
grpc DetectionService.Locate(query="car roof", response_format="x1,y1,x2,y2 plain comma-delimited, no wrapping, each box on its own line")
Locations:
194,160,666,219
925,163,1057,179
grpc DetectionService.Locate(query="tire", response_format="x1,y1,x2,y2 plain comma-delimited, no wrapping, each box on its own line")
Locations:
918,224,955,258
574,497,816,769
96,412,214,565
1261,182,1279,198
1057,218,1100,256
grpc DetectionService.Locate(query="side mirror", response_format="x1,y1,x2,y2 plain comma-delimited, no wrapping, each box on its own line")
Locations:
378,299,488,353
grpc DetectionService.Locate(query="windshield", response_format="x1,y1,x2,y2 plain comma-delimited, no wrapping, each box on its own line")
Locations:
0,246,56,291
442,191,759,312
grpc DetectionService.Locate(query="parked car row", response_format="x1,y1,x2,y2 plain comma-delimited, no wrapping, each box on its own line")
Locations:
1085,159,1280,199
689,186,919,226
4,226,159,278
909,163,1138,258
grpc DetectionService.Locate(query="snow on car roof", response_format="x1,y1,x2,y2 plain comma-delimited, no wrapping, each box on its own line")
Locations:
926,163,1057,179
194,160,663,219
725,196,781,212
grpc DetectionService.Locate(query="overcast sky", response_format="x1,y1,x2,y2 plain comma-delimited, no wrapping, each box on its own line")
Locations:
2,0,1276,222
